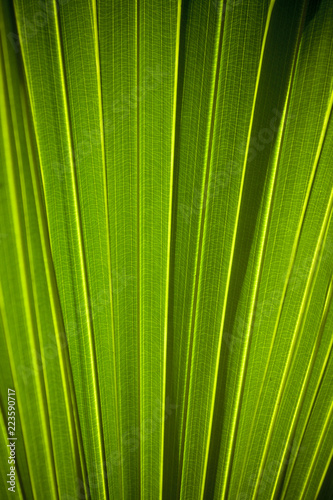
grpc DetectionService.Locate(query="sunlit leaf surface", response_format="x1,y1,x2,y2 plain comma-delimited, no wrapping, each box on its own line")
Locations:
0,0,332,498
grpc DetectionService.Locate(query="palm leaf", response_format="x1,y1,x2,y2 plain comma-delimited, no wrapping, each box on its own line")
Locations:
0,0,332,499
